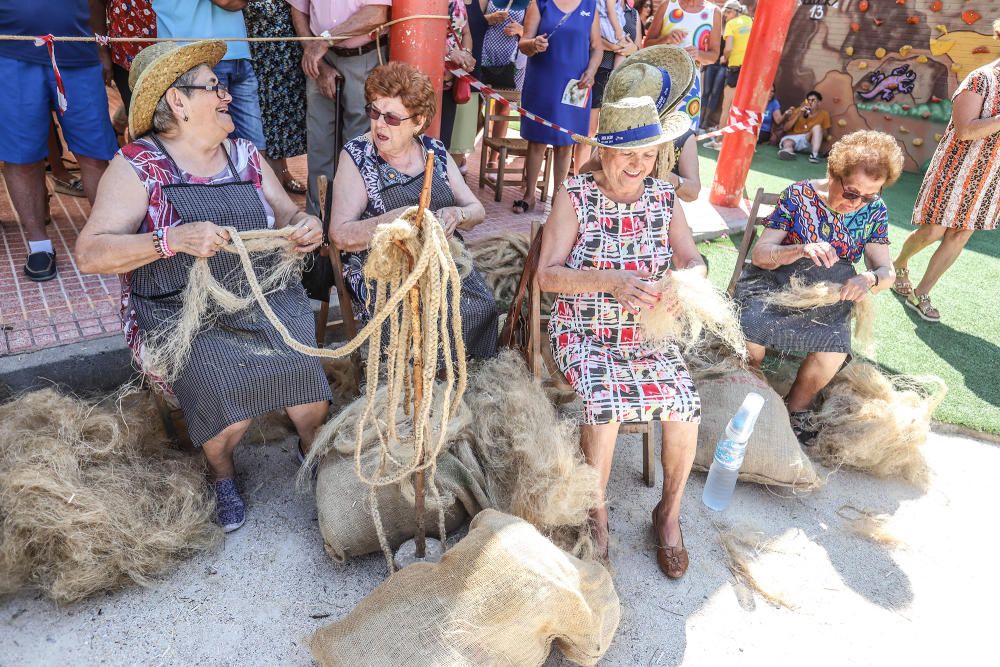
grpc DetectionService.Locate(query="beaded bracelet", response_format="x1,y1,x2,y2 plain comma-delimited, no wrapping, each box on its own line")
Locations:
153,229,167,259
161,227,176,258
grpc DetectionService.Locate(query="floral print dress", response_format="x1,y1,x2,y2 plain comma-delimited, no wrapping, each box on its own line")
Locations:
549,173,701,425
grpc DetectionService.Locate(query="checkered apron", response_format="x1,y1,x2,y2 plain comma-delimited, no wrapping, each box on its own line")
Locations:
342,137,499,359
735,258,858,355
130,140,331,447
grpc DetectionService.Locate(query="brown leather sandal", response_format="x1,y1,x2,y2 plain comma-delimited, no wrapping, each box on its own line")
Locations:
891,265,913,296
652,503,689,579
280,168,307,195
906,292,940,322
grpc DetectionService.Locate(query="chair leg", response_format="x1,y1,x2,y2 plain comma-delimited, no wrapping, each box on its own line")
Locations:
643,423,656,488
495,147,507,202
316,299,330,347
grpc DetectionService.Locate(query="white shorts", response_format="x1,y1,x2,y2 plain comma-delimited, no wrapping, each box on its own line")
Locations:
783,133,812,152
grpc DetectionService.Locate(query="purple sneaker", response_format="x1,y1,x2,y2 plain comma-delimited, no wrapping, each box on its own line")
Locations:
214,478,245,533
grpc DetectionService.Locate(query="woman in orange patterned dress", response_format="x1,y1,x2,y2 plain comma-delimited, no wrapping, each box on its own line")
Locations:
892,20,1000,323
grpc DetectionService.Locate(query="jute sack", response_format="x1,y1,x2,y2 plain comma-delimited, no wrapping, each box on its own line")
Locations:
693,368,822,489
310,510,621,667
315,440,489,562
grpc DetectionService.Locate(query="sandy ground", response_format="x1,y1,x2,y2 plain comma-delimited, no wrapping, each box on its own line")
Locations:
2,426,997,666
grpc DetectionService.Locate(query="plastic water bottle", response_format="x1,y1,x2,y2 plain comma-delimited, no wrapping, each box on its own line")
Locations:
702,392,766,511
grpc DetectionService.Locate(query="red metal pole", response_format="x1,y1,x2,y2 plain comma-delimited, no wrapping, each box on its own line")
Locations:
390,0,450,138
709,0,798,207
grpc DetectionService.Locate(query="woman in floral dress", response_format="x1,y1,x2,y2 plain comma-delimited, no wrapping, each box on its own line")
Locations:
537,96,701,578
892,26,1000,323
244,0,308,194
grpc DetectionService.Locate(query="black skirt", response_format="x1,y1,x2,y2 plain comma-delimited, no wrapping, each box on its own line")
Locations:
734,257,858,354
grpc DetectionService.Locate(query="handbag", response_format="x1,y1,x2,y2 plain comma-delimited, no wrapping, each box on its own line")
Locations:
480,62,518,90
301,77,343,302
452,73,472,104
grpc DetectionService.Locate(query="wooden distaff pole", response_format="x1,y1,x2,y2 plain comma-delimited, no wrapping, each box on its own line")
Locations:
395,151,436,559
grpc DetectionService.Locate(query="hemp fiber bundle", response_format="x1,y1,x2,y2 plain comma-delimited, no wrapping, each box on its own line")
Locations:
0,389,220,603
812,361,946,487
310,510,621,667
304,352,601,562
640,268,747,358
762,275,876,354
455,232,555,313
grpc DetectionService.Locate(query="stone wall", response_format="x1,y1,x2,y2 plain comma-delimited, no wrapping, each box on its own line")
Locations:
773,0,998,172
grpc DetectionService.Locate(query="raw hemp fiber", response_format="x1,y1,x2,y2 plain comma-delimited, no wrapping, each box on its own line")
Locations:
141,208,468,573
639,268,747,359
303,351,602,563
761,274,876,354
0,388,220,604
454,232,556,314
811,361,946,488
310,510,621,667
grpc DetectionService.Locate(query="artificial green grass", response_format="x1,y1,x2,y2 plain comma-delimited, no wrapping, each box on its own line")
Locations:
695,145,1000,435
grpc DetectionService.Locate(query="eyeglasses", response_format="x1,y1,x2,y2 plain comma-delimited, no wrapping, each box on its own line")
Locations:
174,83,230,99
839,177,881,204
365,103,416,127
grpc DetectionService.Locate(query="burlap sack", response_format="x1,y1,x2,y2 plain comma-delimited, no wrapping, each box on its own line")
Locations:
315,441,490,562
693,369,821,489
311,510,621,667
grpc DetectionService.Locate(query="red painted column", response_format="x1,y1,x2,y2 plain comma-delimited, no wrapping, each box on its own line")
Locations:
390,0,450,138
709,0,798,207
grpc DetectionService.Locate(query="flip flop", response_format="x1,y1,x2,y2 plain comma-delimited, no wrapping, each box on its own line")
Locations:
280,169,307,195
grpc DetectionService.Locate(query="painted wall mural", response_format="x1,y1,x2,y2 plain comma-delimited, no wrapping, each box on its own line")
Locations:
774,0,999,172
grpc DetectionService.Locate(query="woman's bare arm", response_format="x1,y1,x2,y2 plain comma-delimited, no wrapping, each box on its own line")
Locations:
667,202,707,276
444,152,486,231
328,151,408,252
952,89,1000,142
670,135,701,202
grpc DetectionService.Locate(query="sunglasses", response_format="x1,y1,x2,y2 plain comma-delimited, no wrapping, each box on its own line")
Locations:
365,103,416,127
175,83,230,99
839,177,881,204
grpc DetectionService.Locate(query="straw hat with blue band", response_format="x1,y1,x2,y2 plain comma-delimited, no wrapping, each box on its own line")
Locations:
578,97,678,149
604,45,697,119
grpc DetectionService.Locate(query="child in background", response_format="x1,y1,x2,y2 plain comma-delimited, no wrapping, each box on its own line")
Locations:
599,0,629,69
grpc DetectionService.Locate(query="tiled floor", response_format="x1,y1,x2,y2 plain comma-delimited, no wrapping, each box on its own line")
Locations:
0,135,744,358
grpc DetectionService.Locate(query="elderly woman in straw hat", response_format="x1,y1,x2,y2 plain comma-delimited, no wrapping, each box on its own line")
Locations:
581,45,701,202
76,41,330,533
538,96,703,578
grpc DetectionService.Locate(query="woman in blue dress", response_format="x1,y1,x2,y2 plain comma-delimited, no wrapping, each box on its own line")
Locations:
515,0,602,213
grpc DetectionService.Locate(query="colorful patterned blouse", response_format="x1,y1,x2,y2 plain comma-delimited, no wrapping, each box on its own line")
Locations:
106,0,156,69
765,180,889,264
117,137,274,359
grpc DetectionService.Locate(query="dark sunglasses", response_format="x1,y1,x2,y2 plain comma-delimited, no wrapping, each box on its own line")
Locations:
839,177,881,204
365,103,416,127
175,83,230,99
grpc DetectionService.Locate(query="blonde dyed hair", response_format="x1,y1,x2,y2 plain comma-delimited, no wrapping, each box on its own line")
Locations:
827,130,904,188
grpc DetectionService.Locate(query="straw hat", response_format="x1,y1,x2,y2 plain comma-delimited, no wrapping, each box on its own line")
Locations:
604,46,696,118
581,96,683,150
127,40,227,138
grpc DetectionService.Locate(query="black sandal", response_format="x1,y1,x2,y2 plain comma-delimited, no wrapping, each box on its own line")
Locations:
512,199,536,214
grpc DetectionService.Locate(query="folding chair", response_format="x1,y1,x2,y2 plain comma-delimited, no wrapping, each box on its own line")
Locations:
478,90,554,204
726,187,781,297
504,222,657,488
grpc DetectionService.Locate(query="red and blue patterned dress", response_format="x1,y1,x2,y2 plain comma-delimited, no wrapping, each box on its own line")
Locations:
549,173,701,426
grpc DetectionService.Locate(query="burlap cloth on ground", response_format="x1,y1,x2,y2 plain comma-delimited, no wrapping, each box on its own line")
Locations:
310,510,621,667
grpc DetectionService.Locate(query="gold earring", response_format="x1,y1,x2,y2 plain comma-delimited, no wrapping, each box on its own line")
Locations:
183,113,189,122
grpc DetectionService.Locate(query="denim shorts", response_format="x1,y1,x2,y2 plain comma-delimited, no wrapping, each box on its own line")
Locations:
0,56,118,164
212,59,267,152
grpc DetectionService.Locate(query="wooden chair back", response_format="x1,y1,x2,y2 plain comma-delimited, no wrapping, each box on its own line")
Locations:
725,187,781,297
314,174,362,395
478,90,553,204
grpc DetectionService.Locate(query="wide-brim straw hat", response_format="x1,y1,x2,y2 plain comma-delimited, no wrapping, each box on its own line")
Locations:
128,40,227,138
580,96,683,150
604,46,696,118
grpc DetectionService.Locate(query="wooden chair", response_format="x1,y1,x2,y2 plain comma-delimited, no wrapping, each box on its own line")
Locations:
726,187,781,297
478,90,554,204
313,174,362,394
523,222,657,488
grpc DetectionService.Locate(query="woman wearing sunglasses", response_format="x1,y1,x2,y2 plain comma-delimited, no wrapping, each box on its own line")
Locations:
733,130,903,445
331,62,499,359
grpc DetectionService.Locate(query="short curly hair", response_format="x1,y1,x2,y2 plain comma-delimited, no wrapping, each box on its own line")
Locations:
364,62,436,134
827,130,904,188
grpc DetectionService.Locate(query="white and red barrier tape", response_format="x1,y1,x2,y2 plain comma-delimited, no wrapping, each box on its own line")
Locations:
446,63,593,145
695,106,762,141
